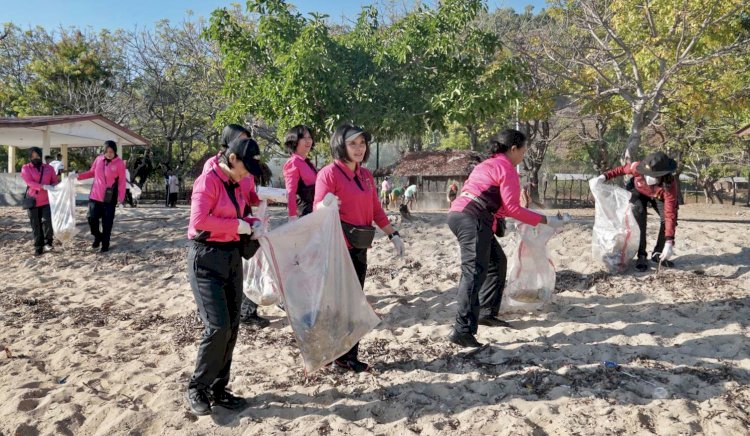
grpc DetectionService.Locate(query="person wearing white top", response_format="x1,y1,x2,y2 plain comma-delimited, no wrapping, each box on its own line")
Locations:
49,153,64,175
168,172,179,207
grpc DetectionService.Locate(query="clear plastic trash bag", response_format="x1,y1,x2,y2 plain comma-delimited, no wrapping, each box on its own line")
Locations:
500,222,558,312
256,186,288,203
243,200,281,306
253,193,381,373
589,178,640,272
47,176,78,243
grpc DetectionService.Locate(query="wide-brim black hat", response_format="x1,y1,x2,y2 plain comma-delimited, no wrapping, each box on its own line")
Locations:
636,151,677,177
227,137,263,177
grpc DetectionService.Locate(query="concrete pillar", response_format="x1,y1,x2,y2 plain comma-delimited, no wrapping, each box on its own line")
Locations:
61,144,69,173
42,126,51,160
8,145,16,173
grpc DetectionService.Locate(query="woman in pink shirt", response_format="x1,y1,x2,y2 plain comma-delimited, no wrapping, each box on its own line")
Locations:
20,147,59,256
314,123,405,373
447,129,564,348
185,138,262,416
77,141,127,253
283,125,318,221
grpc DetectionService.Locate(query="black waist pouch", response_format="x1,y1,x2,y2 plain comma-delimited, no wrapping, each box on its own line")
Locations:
21,194,36,210
341,221,376,249
240,234,260,260
494,217,506,237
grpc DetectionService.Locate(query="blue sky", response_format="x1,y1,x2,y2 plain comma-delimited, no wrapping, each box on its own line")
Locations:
5,0,548,30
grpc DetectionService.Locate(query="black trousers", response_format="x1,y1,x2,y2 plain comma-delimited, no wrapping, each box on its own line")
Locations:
125,189,135,207
240,293,258,318
168,193,178,207
187,241,243,393
338,247,368,361
28,204,53,250
447,211,507,335
629,191,667,258
87,200,116,248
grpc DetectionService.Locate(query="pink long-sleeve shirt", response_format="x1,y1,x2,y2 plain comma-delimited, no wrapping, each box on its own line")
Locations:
188,159,249,243
78,155,127,203
21,163,59,207
283,153,318,217
203,153,260,209
450,153,543,226
314,160,390,246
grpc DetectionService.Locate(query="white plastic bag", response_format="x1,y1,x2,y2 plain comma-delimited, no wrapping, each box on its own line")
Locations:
47,176,78,243
500,222,557,312
129,183,142,200
256,186,288,203
256,193,380,373
589,178,640,272
243,200,280,306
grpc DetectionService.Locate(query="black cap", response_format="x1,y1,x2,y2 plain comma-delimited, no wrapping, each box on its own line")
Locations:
636,151,677,177
226,137,263,176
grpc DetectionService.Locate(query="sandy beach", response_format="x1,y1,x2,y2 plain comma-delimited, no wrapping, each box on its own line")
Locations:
1,203,749,435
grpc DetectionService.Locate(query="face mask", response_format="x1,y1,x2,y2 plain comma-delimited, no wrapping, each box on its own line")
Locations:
645,175,659,186
31,158,42,167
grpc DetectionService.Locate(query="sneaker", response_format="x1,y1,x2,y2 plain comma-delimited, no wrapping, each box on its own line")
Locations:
448,330,483,348
478,315,511,328
211,390,248,410
240,313,270,328
44,244,54,252
186,388,212,416
92,237,101,249
636,255,648,272
651,253,675,268
334,358,371,373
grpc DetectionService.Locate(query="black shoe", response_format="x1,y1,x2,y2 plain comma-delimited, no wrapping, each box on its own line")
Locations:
211,390,248,410
34,247,44,256
448,330,483,348
334,357,371,373
636,255,648,272
651,254,675,268
478,315,511,328
92,237,101,249
100,244,110,253
186,388,212,416
240,313,270,328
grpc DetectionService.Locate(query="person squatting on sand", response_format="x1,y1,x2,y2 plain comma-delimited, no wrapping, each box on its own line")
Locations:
594,151,679,272
314,123,405,373
76,140,127,253
283,124,318,222
185,137,265,416
202,124,270,329
21,146,59,256
447,129,566,348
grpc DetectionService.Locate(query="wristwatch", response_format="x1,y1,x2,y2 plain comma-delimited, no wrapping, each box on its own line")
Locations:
388,231,400,240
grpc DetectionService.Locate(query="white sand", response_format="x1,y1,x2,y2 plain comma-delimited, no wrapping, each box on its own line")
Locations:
1,203,749,435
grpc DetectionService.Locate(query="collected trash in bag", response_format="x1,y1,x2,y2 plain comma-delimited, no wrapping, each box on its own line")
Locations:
256,186,288,203
589,178,640,272
129,183,142,201
47,176,78,243
243,200,280,306
500,222,557,312
256,193,380,373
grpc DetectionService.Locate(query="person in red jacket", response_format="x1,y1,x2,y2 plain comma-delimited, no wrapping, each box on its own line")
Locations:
21,147,59,256
595,151,679,272
314,123,404,373
77,141,127,253
447,129,565,348
283,125,318,221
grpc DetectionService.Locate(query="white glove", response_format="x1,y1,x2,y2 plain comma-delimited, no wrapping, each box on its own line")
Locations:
68,171,77,178
390,234,404,257
546,216,565,229
595,175,606,185
660,241,674,261
42,185,54,191
288,216,298,223
237,219,253,235
250,220,265,240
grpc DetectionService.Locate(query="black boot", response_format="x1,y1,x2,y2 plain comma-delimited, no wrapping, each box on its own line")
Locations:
240,313,269,328
186,388,212,416
478,315,512,328
211,390,248,410
448,330,483,348
635,255,648,272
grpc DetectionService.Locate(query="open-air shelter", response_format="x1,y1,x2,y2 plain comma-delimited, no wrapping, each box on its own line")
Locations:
0,114,149,173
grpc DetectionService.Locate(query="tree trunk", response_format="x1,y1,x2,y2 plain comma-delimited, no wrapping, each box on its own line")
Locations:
408,135,423,152
467,125,479,151
624,113,644,164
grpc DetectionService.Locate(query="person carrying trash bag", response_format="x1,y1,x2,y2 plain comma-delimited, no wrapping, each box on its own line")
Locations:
21,147,59,256
76,141,127,253
204,124,269,328
282,124,318,222
314,122,405,373
447,129,566,348
594,151,679,272
185,137,264,416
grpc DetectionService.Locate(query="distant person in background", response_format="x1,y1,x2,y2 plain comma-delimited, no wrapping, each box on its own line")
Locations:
124,169,137,207
390,185,404,207
405,184,418,210
381,176,392,209
21,147,59,256
282,124,318,221
447,181,459,206
50,153,64,176
77,140,127,253
168,171,179,207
